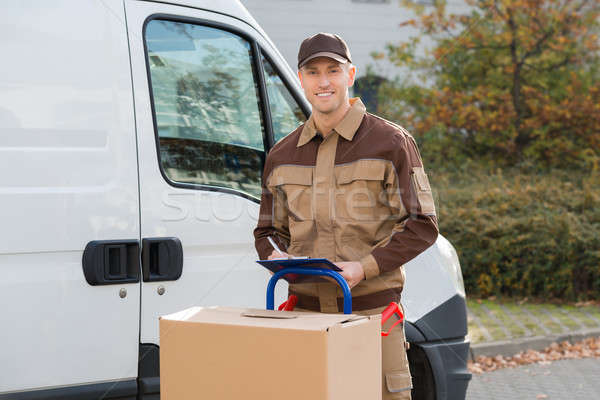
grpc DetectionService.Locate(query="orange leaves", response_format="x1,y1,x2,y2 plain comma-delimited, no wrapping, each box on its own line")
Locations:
458,36,475,48
432,47,446,60
379,0,600,167
371,51,386,60
398,19,417,28
468,337,600,374
584,34,599,51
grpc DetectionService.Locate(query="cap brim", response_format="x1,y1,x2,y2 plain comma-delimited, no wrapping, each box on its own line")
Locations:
299,51,348,68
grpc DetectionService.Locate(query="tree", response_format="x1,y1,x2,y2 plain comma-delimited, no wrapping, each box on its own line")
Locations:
377,0,600,168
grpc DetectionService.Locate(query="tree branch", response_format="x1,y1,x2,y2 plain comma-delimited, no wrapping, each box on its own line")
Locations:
519,29,555,64
519,0,591,64
523,56,573,72
491,0,505,19
466,44,511,51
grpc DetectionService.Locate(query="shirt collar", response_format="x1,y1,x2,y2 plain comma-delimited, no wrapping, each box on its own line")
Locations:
297,97,366,147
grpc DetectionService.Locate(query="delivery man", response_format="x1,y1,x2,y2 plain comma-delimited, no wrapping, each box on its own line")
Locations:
254,32,438,400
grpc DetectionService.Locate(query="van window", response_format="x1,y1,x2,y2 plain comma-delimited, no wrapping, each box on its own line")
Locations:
145,19,265,198
261,55,306,143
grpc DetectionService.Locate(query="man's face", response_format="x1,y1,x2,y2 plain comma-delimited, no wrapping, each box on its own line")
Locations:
298,57,356,115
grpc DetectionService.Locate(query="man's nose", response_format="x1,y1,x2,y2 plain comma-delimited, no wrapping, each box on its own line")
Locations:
318,74,330,88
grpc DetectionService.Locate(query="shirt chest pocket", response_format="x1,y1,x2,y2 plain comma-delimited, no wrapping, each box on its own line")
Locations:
334,161,387,221
269,167,314,222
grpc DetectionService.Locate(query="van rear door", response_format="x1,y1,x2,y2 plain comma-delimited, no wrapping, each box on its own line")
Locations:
0,0,140,398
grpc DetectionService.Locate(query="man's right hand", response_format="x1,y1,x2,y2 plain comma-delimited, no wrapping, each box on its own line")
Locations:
268,250,290,260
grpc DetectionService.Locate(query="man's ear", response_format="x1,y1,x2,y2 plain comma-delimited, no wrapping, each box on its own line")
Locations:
347,64,357,88
297,70,304,88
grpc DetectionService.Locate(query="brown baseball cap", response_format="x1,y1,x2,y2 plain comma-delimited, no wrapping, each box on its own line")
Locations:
297,32,352,69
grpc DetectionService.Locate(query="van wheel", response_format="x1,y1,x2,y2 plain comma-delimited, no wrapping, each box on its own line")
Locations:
408,345,436,400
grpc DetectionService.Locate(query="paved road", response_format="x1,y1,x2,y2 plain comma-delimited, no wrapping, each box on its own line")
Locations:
467,358,600,399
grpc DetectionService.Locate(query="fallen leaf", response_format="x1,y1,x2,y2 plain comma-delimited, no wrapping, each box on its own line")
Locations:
468,336,600,374
518,297,529,305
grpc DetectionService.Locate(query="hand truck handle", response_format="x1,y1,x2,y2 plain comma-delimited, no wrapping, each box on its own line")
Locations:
381,302,404,336
266,268,352,314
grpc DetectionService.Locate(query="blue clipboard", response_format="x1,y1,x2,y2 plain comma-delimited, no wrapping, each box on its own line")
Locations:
256,258,342,283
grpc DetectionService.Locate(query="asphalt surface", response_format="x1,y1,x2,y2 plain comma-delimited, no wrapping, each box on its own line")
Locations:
467,358,600,399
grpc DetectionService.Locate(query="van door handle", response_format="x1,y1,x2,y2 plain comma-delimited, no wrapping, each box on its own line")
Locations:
141,237,183,282
82,240,140,285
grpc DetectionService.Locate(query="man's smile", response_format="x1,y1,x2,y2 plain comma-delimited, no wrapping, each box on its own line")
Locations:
316,91,334,97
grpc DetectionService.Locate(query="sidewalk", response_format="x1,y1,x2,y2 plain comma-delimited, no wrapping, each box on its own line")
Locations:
466,298,600,359
467,357,600,399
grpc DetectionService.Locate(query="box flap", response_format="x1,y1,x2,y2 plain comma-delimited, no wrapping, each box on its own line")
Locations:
161,306,364,331
161,306,204,322
241,310,298,319
327,314,380,332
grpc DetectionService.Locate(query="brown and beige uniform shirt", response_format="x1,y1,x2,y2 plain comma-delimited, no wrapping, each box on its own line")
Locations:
254,98,438,313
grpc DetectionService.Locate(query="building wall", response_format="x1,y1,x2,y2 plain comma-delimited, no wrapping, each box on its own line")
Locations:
241,0,469,79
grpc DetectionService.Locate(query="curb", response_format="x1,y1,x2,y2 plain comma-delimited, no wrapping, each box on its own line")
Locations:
469,328,600,360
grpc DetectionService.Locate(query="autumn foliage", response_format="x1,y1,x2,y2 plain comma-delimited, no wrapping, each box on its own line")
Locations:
469,337,600,374
376,0,600,169
432,168,600,300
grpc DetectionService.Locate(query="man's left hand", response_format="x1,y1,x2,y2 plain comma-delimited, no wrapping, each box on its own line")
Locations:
336,261,365,289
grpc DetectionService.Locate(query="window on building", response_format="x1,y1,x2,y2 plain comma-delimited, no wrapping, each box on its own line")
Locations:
145,19,265,198
353,74,388,113
261,55,306,143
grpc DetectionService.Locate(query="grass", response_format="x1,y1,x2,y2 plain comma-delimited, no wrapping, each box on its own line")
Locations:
467,320,489,343
522,303,564,334
500,302,546,337
466,298,600,344
546,304,582,330
468,300,508,341
484,301,526,337
561,305,600,328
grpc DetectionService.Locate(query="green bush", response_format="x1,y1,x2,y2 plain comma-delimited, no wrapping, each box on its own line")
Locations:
430,167,600,300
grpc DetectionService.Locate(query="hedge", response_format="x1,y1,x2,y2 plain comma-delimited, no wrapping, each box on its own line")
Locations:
430,167,600,300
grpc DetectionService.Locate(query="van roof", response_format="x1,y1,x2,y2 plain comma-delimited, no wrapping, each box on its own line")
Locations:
144,0,267,41
142,0,289,70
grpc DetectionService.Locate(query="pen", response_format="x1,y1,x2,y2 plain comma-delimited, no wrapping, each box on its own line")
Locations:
267,237,308,260
267,236,285,256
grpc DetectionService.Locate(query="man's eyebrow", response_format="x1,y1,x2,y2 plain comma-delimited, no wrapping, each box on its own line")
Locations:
302,63,341,71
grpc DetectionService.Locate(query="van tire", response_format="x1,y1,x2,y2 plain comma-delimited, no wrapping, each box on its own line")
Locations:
408,345,436,400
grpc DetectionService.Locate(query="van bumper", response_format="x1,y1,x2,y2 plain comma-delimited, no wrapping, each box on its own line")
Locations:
419,337,472,400
406,294,472,399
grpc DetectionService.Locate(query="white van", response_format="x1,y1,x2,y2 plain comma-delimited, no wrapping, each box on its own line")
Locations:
0,1,471,399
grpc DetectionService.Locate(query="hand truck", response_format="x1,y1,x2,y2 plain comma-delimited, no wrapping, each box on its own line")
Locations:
265,267,404,336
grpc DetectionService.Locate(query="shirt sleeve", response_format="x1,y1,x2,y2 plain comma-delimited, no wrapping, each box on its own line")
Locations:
360,134,439,279
253,155,290,260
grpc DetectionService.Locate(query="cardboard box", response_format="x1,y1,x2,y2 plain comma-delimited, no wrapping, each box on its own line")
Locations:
160,306,381,400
